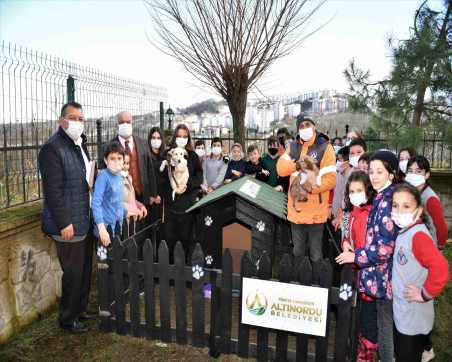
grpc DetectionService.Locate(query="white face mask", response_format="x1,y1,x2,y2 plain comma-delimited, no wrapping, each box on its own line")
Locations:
64,120,84,141
150,139,162,149
345,138,352,146
391,209,418,229
195,148,205,158
118,123,133,139
399,160,408,174
349,191,368,207
349,155,360,168
405,173,425,187
120,170,128,177
333,145,341,153
298,127,314,142
336,160,342,171
211,146,222,156
106,159,123,175
176,137,188,148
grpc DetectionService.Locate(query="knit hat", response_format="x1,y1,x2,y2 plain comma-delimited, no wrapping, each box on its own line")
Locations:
296,114,315,129
370,150,398,174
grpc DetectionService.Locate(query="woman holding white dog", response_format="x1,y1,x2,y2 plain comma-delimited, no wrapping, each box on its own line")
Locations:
161,124,203,259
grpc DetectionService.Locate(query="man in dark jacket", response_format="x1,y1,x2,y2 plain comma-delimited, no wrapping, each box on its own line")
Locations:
38,102,95,333
110,111,157,206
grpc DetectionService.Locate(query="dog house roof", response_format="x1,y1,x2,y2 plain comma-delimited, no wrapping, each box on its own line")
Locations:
186,176,287,220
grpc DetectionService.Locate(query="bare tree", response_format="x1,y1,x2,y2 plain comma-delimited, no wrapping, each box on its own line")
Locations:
145,0,324,146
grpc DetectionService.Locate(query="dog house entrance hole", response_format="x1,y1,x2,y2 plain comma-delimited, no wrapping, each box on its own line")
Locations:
222,222,252,273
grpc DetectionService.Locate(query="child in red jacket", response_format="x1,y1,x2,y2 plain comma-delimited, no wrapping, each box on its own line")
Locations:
341,171,377,362
391,183,449,362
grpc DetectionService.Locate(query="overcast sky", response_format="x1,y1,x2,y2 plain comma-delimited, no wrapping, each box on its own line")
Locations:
1,0,443,108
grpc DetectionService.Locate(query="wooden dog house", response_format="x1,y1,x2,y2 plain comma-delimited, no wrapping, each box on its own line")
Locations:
187,176,288,271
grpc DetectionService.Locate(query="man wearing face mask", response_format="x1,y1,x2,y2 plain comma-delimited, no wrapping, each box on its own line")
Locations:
109,111,156,209
38,102,95,333
277,114,337,265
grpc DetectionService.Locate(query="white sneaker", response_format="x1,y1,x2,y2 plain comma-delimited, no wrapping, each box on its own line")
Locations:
422,348,435,362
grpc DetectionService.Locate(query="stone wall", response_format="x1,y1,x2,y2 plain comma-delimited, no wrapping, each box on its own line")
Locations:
0,202,62,343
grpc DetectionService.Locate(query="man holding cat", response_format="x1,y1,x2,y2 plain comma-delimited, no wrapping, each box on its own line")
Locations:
277,115,336,264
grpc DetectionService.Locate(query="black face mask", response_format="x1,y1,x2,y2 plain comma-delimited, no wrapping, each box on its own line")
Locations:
268,148,278,156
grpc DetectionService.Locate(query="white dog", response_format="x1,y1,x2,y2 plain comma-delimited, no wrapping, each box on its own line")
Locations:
160,147,189,200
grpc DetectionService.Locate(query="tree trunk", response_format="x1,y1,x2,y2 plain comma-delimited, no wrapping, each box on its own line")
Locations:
224,66,249,148
412,85,426,127
227,91,247,149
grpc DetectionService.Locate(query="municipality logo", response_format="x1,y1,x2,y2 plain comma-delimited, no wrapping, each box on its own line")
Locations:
246,290,268,316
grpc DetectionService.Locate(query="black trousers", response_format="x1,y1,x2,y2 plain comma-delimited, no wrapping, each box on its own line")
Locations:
55,233,93,326
359,298,378,343
164,209,195,262
394,327,427,362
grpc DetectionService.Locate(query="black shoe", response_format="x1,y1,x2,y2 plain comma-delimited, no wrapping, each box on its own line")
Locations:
59,320,89,334
79,311,98,321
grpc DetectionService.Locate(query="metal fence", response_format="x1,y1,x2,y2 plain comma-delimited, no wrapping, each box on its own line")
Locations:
0,41,167,209
193,131,452,170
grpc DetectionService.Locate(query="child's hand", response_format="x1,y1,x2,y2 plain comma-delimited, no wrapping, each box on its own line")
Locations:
403,285,424,303
139,207,147,220
159,160,168,172
335,251,355,265
207,186,214,193
98,224,111,247
342,241,354,252
261,169,270,176
201,184,209,193
232,170,241,177
332,212,343,231
274,185,283,192
224,179,232,184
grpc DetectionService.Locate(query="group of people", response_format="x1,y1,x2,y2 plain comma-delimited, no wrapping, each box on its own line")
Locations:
38,102,449,362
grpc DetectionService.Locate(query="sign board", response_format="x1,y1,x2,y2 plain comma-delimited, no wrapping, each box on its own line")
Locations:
238,180,261,199
241,277,329,337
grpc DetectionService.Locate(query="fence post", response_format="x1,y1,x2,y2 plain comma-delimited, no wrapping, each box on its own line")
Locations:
191,243,206,347
160,101,165,131
67,75,75,102
143,239,157,339
314,260,333,362
256,252,272,362
128,238,141,337
334,264,355,362
96,118,103,163
296,257,313,361
237,251,255,358
174,242,188,344
113,232,126,335
275,254,292,361
158,240,171,342
219,249,233,354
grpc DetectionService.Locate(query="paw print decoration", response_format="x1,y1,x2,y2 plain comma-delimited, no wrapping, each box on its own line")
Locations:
204,216,213,226
97,246,107,261
205,255,213,265
339,283,353,301
256,221,265,232
192,265,204,280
